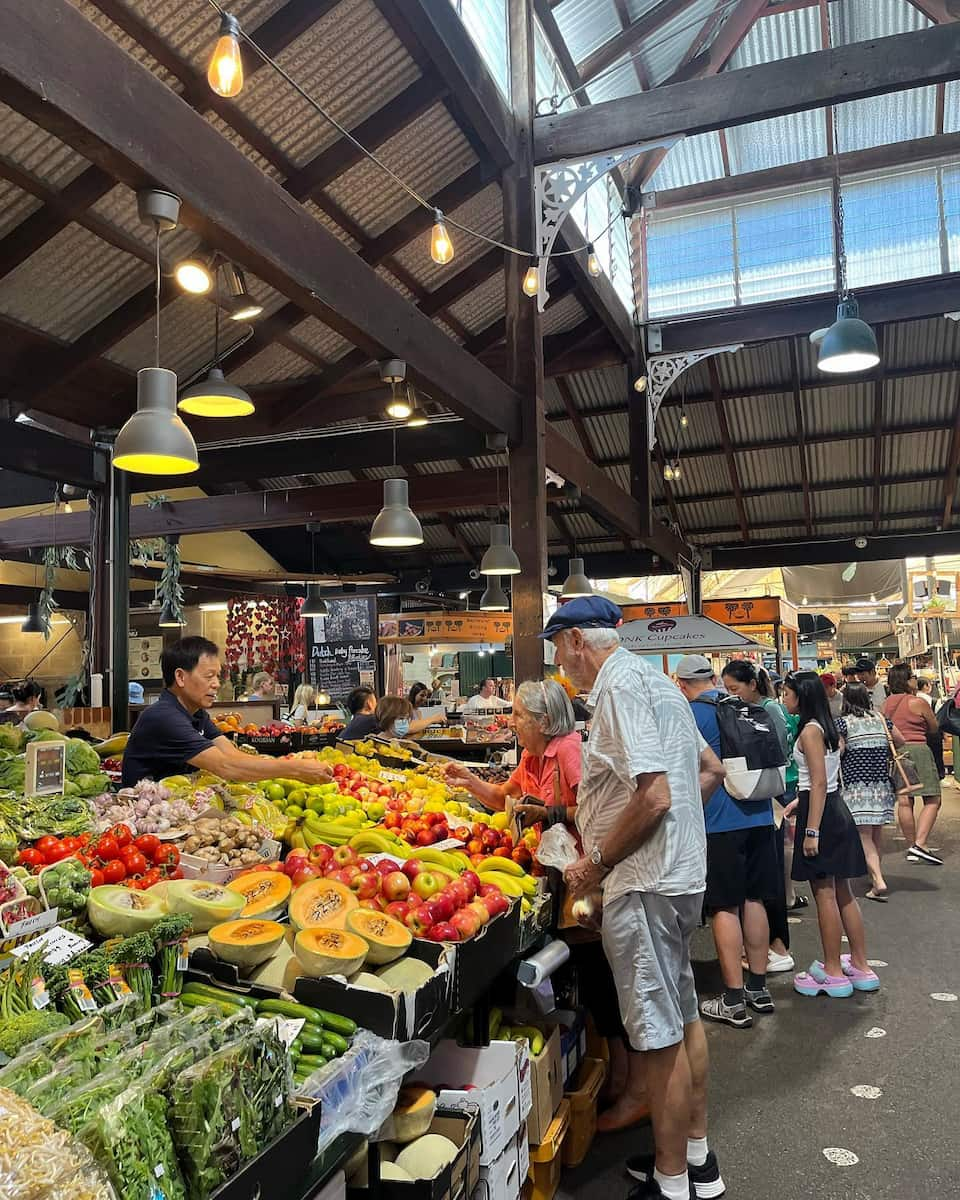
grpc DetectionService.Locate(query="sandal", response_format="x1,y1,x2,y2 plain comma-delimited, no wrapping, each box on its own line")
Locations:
839,954,881,992
794,962,854,998
787,896,809,910
865,888,888,903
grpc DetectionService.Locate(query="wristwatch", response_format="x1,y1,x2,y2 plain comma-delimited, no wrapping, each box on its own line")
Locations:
590,846,606,870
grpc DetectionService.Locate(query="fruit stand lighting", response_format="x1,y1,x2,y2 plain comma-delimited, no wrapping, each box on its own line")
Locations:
480,577,509,611
560,558,593,598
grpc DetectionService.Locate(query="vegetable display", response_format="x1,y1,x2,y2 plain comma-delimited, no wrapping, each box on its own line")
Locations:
179,816,265,867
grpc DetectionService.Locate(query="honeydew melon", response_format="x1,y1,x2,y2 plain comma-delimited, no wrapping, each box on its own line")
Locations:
380,1163,414,1183
388,1086,437,1144
395,1134,460,1180
164,879,244,932
375,958,435,992
87,885,166,937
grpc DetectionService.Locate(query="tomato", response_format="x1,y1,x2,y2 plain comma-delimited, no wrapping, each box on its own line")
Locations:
60,837,80,855
94,835,119,862
35,836,59,856
134,834,160,860
153,844,180,871
108,824,133,849
89,868,105,888
120,850,147,876
101,859,127,884
78,832,91,846
140,867,162,888
42,840,69,864
169,866,185,880
16,848,42,869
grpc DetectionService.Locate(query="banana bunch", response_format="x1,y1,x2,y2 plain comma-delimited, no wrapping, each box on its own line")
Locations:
500,1024,545,1056
348,829,411,859
301,812,354,848
476,857,537,897
409,846,471,873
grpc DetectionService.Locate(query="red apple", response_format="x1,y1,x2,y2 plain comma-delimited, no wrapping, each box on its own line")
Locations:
359,898,385,911
416,829,434,847
333,846,358,867
375,859,399,877
405,905,435,936
283,849,309,877
412,871,442,900
481,829,499,850
350,871,380,900
428,922,460,942
481,892,510,918
332,866,359,886
434,824,449,842
405,891,422,910
459,871,480,901
382,871,411,902
445,880,470,907
307,844,333,869
451,908,481,940
478,882,502,898
466,839,483,856
429,893,455,923
384,900,411,923
355,859,375,874
467,899,490,926
291,865,319,887
402,859,423,882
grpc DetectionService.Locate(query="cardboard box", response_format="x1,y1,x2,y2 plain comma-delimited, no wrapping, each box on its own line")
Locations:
476,1140,520,1200
296,940,454,1042
515,1129,529,1185
419,1041,524,1166
519,1027,562,1145
374,1108,479,1200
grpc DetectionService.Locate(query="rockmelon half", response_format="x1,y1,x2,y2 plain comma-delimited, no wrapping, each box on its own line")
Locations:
294,927,368,978
226,870,291,920
208,919,285,968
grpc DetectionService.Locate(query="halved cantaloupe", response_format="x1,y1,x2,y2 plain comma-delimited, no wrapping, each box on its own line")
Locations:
388,1086,437,1144
163,879,245,932
395,1134,460,1180
345,909,412,965
289,878,357,933
294,927,368,978
208,919,285,968
226,871,291,920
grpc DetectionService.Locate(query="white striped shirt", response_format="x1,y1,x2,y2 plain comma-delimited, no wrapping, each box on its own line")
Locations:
576,647,707,902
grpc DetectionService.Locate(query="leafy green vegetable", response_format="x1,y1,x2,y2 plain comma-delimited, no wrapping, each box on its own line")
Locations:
0,1009,69,1059
0,724,22,754
25,1055,93,1115
151,913,193,998
0,757,25,792
94,1082,187,1200
109,932,156,1009
65,738,101,776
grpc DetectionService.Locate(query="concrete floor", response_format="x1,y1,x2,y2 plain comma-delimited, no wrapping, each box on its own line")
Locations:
559,787,960,1200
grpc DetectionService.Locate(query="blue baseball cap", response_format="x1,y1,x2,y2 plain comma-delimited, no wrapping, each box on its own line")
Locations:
539,596,623,639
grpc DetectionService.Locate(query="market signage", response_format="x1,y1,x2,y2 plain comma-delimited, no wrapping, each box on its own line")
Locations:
378,613,512,643
619,616,762,652
621,597,795,629
25,740,66,797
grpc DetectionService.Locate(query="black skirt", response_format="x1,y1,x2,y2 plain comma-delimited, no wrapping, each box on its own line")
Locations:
791,789,868,882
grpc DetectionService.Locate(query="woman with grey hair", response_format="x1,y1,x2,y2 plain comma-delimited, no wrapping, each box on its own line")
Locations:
446,678,580,825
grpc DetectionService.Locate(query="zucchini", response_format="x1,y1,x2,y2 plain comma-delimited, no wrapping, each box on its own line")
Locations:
255,998,323,1025
315,1009,357,1036
181,982,258,1010
319,1029,349,1055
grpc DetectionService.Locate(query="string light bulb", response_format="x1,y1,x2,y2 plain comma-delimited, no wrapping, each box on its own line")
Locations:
522,262,540,297
63,500,73,514
672,461,682,480
406,405,428,428
207,12,244,98
633,375,647,393
430,209,454,265
663,463,675,482
679,411,689,428
586,243,601,277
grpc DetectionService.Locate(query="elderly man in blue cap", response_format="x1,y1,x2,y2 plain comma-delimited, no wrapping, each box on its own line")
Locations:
541,597,725,1200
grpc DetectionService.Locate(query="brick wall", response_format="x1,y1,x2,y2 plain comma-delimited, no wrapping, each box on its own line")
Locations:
0,606,85,696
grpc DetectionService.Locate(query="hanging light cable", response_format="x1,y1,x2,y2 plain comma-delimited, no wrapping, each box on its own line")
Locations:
814,66,879,373
301,525,328,617
114,192,199,475
178,262,255,417
480,455,520,575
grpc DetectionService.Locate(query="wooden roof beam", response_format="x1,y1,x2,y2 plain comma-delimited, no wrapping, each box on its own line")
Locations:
0,0,521,437
536,21,960,162
942,387,960,528
578,0,689,83
789,338,814,537
708,359,749,541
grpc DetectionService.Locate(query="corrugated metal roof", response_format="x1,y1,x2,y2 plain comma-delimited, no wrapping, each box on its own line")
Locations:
735,445,796,491
562,366,623,412
885,371,959,427
723,393,794,445
802,383,872,437
745,491,805,525
717,341,794,393
553,0,622,64
883,429,948,474
541,292,588,335
392,184,504,291
107,294,213,376
230,344,318,386
641,0,717,88
0,102,88,187
0,182,38,241
227,0,419,168
806,439,872,484
70,0,181,88
884,316,960,370
680,497,739,532
325,104,477,238
446,270,505,334
881,477,942,517
815,485,871,520
585,411,627,461
0,222,152,341
287,316,353,363
301,200,361,250
124,0,285,74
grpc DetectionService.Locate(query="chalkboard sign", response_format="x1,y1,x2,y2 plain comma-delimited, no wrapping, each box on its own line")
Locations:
25,740,66,797
305,596,378,702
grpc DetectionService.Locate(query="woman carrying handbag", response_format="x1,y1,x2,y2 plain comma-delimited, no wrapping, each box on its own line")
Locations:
883,664,943,865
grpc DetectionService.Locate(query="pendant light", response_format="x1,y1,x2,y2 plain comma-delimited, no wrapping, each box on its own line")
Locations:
158,600,185,628
300,528,328,616
561,558,593,598
174,257,213,295
178,262,255,417
522,261,540,297
225,264,263,321
814,71,879,374
430,210,454,264
406,402,429,427
21,603,46,635
207,12,244,98
480,577,509,611
114,191,199,475
370,478,424,547
385,383,413,421
480,452,521,575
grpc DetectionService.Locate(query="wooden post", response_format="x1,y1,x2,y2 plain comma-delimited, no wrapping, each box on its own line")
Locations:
628,361,651,533
109,465,130,732
89,490,109,679
505,0,547,684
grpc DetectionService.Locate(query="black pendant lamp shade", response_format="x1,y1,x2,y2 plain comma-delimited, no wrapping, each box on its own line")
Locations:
479,577,509,611
301,584,328,618
21,603,47,634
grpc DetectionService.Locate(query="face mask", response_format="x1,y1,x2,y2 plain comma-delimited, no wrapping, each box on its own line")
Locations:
394,719,410,737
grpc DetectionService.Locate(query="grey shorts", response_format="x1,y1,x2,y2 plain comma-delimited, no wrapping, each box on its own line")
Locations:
601,890,703,1052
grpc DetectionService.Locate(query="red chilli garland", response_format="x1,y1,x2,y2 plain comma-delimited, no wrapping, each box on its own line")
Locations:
225,597,306,674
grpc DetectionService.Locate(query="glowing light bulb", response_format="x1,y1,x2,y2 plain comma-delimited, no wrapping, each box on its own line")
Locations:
663,463,675,482
522,262,539,297
672,462,682,480
385,383,412,421
586,242,601,277
679,411,689,428
634,375,647,393
207,14,243,98
63,501,73,514
430,210,454,265
802,596,808,605
174,258,213,295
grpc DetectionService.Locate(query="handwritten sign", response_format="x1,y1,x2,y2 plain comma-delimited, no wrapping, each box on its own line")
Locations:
25,740,66,796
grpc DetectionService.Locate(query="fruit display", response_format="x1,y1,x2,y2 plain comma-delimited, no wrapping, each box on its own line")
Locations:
226,869,292,919
207,918,286,968
349,737,415,762
215,713,295,736
89,777,213,835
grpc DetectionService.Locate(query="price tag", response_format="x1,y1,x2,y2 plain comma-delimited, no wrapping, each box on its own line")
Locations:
176,944,189,972
12,925,93,966
25,740,66,797
109,969,133,996
273,1093,283,1109
30,975,49,1010
154,1163,165,1179
67,968,97,1012
231,1117,241,1132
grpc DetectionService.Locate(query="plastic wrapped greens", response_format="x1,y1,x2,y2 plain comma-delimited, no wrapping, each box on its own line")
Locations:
30,1014,102,1077
46,1068,129,1137
0,1044,54,1096
90,1082,186,1200
25,1056,94,1116
127,997,184,1045
0,1084,117,1200
95,992,143,1033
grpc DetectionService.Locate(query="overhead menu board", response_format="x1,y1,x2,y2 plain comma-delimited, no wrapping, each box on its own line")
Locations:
305,596,378,701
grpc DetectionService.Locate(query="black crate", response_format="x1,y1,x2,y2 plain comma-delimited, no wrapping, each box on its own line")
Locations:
454,899,522,1012
210,1106,322,1200
238,732,296,755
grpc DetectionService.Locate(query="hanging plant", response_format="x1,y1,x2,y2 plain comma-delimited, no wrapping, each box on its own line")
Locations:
157,536,185,624
130,537,165,563
36,546,58,640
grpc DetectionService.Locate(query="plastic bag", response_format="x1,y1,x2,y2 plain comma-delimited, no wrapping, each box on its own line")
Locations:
25,1056,94,1116
534,822,579,870
47,1068,129,1137
0,1084,118,1200
295,1031,430,1153
92,1081,186,1200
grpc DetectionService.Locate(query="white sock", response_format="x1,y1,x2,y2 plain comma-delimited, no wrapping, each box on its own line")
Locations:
687,1136,708,1167
654,1168,690,1200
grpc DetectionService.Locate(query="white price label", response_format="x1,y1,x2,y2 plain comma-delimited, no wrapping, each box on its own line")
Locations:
154,1163,165,1179
231,1117,241,1132
176,949,189,972
274,1093,283,1108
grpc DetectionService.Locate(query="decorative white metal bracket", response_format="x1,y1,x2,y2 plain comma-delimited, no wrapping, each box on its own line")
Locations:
645,345,743,450
533,136,679,312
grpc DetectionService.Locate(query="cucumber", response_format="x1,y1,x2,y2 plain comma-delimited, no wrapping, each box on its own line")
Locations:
319,1029,349,1055
321,1039,344,1059
297,1026,328,1052
314,1009,357,1037
297,1053,329,1068
255,999,323,1025
182,982,258,1010
178,993,243,1016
